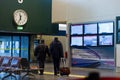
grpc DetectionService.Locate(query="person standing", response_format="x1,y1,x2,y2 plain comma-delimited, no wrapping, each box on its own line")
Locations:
50,37,63,76
34,39,50,75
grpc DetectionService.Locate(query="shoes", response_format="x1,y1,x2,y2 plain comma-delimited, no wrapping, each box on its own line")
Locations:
54,71,59,76
57,71,59,74
39,70,44,75
39,73,43,75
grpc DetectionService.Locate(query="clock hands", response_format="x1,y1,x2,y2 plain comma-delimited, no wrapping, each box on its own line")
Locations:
18,13,22,23
19,13,22,20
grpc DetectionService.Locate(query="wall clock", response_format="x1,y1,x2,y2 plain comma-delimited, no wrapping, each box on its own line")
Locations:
13,9,28,26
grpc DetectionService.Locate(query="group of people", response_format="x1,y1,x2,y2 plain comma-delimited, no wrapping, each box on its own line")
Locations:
34,37,63,75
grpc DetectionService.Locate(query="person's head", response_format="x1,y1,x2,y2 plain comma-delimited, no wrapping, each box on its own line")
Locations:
54,37,58,41
40,39,44,44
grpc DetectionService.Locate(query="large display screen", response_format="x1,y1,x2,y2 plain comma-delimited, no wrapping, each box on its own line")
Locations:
117,32,120,43
70,36,83,46
98,22,113,34
70,24,83,35
84,23,97,34
118,20,120,29
84,36,97,46
99,35,113,45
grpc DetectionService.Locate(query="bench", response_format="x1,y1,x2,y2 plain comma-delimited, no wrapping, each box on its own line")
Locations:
0,56,39,80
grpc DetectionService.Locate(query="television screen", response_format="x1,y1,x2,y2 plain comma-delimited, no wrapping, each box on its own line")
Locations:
118,20,120,29
84,36,97,46
99,35,113,45
117,32,120,43
70,24,83,35
70,36,83,46
98,22,113,34
84,23,97,34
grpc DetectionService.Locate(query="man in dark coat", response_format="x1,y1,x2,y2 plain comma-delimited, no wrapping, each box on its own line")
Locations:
34,39,50,75
50,37,63,75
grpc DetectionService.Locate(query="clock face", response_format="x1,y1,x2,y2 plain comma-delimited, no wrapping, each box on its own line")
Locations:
13,9,28,26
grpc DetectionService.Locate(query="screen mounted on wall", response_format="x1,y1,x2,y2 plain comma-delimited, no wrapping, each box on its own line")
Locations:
118,20,120,30
98,22,113,34
84,23,97,34
84,36,97,46
70,24,83,35
70,36,83,46
99,35,113,46
117,32,120,43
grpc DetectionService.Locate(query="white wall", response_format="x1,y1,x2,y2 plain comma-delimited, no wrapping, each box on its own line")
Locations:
52,0,68,23
52,0,120,23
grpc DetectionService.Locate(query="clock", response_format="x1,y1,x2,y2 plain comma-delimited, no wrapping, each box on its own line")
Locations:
13,9,28,26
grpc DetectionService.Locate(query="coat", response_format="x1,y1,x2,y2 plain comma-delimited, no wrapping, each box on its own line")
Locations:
34,44,50,61
50,40,63,59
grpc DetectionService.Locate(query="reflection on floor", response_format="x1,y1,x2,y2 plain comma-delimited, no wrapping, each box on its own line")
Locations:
0,63,120,80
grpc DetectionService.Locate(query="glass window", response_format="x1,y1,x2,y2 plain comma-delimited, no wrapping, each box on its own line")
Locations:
0,36,11,56
21,36,29,60
12,36,20,57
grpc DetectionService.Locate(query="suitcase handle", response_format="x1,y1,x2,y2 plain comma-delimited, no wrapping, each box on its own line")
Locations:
61,58,66,67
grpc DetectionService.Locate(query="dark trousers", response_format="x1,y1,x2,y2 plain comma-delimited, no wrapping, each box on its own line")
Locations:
38,59,45,74
53,58,60,75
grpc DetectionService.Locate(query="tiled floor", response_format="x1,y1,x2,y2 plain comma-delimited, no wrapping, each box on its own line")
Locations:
0,63,120,80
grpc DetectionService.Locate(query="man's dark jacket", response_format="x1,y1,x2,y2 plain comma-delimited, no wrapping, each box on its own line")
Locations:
50,40,63,59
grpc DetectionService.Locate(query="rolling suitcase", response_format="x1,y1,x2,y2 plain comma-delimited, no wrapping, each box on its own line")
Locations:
60,58,70,76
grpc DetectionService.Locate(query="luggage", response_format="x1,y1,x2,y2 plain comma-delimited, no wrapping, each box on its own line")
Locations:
60,58,70,76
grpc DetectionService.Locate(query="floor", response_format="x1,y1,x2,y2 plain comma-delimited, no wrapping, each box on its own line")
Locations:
0,63,120,80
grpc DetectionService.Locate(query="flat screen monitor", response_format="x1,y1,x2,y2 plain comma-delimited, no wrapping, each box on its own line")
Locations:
118,20,120,29
117,32,120,43
84,23,97,34
98,22,113,34
70,24,83,35
84,36,97,46
99,35,113,45
70,36,83,46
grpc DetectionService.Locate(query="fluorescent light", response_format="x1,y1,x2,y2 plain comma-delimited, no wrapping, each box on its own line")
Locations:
59,24,67,31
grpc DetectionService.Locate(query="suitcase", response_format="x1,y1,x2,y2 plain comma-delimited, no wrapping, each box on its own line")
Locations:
60,58,70,76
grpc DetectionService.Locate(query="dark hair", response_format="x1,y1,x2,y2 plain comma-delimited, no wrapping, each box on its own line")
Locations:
85,71,100,80
41,39,44,44
54,37,58,41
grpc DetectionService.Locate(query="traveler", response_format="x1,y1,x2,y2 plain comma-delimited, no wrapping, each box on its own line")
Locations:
50,37,63,75
34,39,50,75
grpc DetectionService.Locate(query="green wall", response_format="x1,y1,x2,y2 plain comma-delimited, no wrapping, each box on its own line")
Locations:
0,0,58,34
